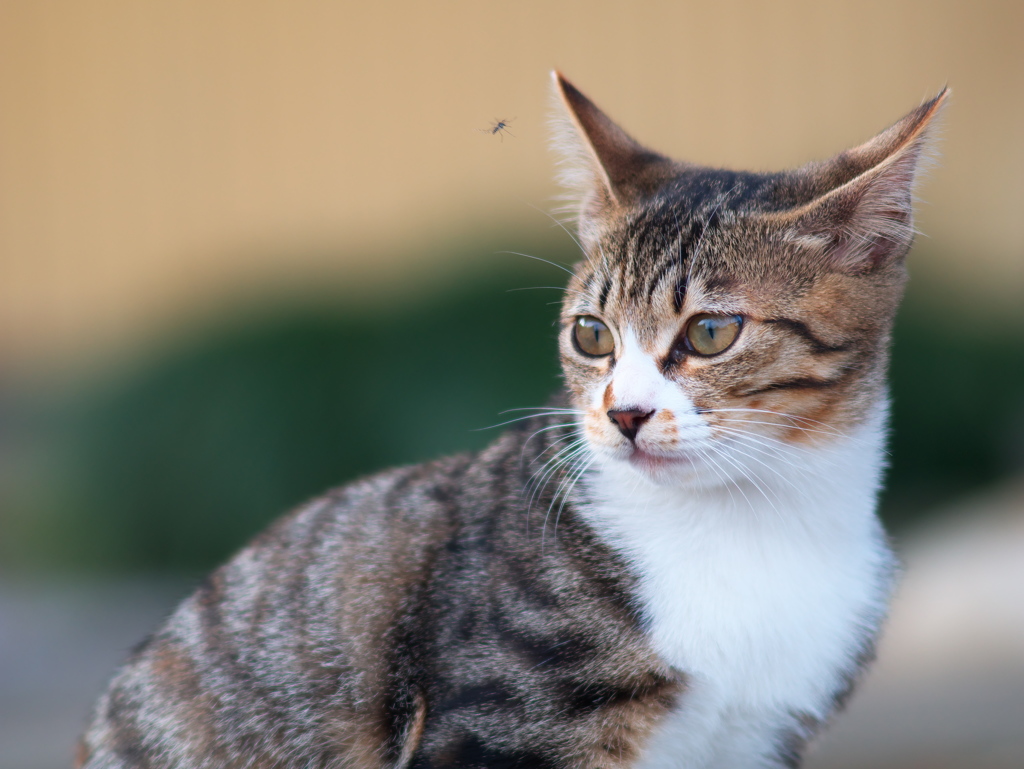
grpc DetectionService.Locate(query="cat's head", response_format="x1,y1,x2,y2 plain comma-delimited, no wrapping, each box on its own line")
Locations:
551,72,946,488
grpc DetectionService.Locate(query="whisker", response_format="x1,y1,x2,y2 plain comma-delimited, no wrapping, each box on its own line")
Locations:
494,250,575,276
713,436,809,499
716,445,789,514
523,200,586,256
505,286,586,298
692,443,740,507
525,434,587,481
712,424,822,468
521,427,585,469
713,425,846,473
524,438,589,537
702,407,848,433
712,416,864,446
544,451,595,550
705,408,855,438
544,454,586,540
705,440,789,525
521,423,584,448
531,434,588,490
524,436,589,507
500,407,583,414
475,414,580,432
713,416,847,469
518,420,582,466
701,443,764,522
534,446,591,543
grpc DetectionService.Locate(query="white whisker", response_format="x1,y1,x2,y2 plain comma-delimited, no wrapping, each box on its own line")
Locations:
702,407,848,434
505,286,587,298
713,436,810,500
711,425,826,470
523,200,587,256
524,438,589,538
534,446,591,544
500,407,584,414
544,450,595,550
704,442,787,525
524,435,589,511
692,443,740,507
494,250,575,276
476,414,580,432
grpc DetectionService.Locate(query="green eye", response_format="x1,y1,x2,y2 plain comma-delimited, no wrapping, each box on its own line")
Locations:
573,315,615,357
685,314,743,356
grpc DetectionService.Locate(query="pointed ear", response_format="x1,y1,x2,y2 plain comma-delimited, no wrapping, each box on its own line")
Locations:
784,88,949,273
550,71,674,217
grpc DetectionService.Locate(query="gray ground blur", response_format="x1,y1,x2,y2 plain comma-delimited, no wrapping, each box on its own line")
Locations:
2,480,1022,769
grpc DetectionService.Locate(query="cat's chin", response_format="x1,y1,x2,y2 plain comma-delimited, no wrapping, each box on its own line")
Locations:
628,448,692,472
616,447,703,486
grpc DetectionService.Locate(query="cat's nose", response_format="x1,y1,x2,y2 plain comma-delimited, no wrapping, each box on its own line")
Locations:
607,408,655,443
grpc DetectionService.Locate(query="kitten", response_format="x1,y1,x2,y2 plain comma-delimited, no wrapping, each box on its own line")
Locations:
78,73,946,769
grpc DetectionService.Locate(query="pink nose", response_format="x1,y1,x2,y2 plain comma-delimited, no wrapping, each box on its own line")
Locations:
607,408,654,442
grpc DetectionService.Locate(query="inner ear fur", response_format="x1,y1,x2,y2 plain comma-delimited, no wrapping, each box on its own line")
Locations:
782,88,949,273
550,71,678,223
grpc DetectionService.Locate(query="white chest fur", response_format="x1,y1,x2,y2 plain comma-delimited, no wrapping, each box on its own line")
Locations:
580,417,895,769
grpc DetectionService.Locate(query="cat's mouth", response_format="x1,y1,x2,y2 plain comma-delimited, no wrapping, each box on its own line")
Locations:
627,447,694,472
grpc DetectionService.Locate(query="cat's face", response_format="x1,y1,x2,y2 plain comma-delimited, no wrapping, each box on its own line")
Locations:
558,204,901,488
552,73,945,487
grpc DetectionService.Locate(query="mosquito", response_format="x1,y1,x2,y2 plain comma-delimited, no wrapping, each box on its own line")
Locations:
481,118,515,141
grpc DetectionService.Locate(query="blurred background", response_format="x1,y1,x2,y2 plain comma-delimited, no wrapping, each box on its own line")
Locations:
1,2,1022,767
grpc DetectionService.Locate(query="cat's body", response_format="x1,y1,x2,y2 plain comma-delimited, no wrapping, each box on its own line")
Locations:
79,74,946,768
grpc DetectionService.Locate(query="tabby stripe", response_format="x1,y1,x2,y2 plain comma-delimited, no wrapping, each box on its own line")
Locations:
700,274,736,292
644,252,678,301
418,735,558,769
735,376,843,397
688,217,708,253
557,673,679,719
623,231,648,302
494,620,595,669
580,267,600,297
672,272,688,313
434,680,517,714
597,274,613,312
763,318,852,355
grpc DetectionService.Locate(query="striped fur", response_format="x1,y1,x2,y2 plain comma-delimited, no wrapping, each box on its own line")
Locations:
80,419,682,769
79,75,946,768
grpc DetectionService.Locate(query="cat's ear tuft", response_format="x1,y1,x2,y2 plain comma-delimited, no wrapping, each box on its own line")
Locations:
549,72,673,226
785,87,949,273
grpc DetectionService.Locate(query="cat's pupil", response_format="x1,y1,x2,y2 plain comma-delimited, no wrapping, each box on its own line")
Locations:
574,315,615,357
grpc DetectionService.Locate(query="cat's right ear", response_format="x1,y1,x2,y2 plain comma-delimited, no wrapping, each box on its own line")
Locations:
550,72,674,228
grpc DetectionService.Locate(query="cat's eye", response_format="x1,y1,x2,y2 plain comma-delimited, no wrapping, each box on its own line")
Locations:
684,314,743,356
573,315,615,357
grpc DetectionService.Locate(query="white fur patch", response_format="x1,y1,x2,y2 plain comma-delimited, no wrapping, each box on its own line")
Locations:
580,403,895,767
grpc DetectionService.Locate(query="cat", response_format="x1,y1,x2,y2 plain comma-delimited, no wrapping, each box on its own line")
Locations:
77,73,947,769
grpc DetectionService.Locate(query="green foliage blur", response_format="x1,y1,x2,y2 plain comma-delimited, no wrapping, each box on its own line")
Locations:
3,236,1022,575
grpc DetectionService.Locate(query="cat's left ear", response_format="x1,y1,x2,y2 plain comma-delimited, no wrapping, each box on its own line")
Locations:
783,88,949,273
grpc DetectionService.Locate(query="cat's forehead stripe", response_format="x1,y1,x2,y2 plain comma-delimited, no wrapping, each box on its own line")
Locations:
596,166,798,314
596,202,728,315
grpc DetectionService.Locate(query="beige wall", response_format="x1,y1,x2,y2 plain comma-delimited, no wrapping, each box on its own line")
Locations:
1,1,1021,378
